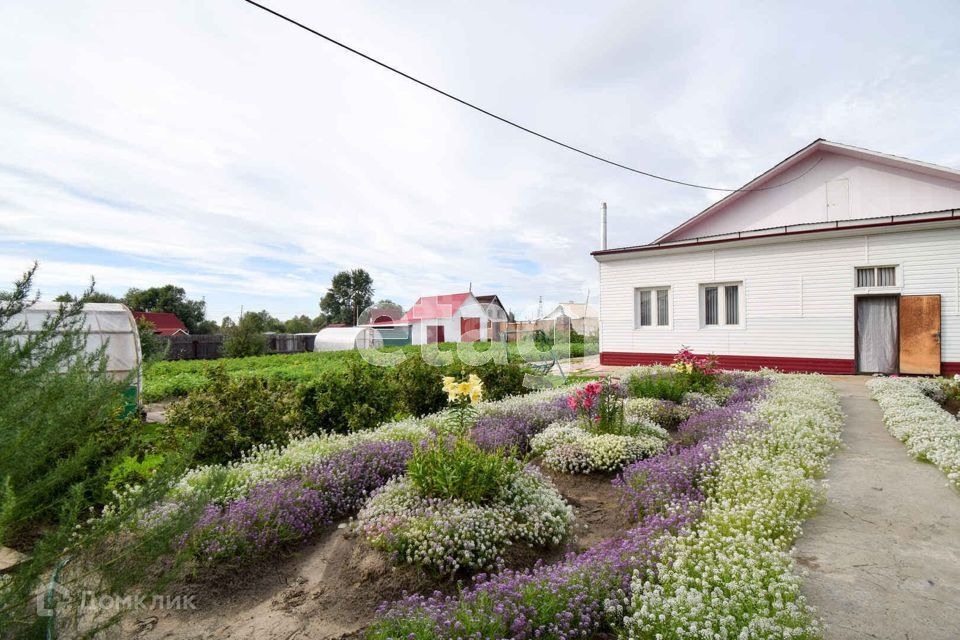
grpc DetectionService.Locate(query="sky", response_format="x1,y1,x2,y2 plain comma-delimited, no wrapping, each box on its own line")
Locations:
2,0,959,322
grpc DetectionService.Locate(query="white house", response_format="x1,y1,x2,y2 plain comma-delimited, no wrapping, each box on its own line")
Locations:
593,139,960,377
364,292,503,346
543,302,599,321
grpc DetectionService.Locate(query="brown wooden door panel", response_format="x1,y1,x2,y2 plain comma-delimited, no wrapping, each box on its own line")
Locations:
899,295,941,375
460,317,481,342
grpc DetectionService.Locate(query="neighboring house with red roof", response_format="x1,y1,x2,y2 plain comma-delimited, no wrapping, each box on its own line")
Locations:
362,292,504,345
131,311,189,336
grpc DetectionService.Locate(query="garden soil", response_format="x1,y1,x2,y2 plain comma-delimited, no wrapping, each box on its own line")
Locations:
123,464,625,640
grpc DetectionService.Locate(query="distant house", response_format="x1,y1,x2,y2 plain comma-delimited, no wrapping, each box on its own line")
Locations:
592,139,960,376
474,294,507,317
542,302,599,337
543,302,599,320
474,294,509,341
363,292,500,345
131,311,189,336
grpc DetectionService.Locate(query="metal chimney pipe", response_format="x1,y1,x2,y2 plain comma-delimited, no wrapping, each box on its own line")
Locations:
600,202,608,250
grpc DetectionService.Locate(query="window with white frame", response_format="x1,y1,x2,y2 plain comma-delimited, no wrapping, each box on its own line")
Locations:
855,265,897,288
701,282,742,327
635,287,670,328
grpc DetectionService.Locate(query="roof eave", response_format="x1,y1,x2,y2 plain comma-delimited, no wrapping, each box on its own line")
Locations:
594,209,960,261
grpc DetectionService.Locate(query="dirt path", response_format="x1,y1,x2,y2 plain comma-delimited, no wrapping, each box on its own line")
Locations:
795,376,960,640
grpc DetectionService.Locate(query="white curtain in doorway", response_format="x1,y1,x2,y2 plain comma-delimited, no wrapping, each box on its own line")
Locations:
857,297,898,373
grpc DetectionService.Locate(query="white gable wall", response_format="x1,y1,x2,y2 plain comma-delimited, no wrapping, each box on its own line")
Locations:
409,297,490,345
599,223,960,369
672,151,960,240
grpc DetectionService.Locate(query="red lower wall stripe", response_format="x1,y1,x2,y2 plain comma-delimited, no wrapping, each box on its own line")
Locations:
600,352,960,376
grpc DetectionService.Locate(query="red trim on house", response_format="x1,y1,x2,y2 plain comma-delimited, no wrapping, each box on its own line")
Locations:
600,352,856,374
602,352,960,376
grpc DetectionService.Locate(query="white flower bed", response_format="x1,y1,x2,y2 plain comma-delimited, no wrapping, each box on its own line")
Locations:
867,377,960,489
620,374,843,639
531,421,668,474
356,465,573,574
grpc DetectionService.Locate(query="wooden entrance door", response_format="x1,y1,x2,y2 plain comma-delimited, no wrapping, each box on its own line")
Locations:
426,325,445,344
899,295,941,374
460,317,480,342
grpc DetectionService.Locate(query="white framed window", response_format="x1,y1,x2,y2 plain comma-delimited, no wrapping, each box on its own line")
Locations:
700,282,742,327
855,265,897,288
634,287,671,328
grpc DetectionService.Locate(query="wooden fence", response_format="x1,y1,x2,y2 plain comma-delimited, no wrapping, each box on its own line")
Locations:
499,316,599,342
159,333,316,360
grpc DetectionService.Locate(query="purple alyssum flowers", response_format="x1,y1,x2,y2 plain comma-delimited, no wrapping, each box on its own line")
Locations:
184,440,412,563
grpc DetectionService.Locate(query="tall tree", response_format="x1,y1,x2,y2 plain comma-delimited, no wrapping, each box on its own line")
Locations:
241,310,284,333
222,312,267,357
53,289,120,303
123,285,211,334
283,314,314,334
375,299,403,312
319,269,374,325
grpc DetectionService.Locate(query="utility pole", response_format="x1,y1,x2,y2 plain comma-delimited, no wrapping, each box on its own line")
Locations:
600,202,608,250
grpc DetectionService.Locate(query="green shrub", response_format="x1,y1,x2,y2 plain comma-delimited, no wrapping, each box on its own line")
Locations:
455,361,530,401
394,356,448,417
298,361,400,434
165,365,303,465
407,438,520,504
627,371,716,403
0,269,131,547
106,453,166,492
222,313,267,358
0,266,204,636
136,317,169,362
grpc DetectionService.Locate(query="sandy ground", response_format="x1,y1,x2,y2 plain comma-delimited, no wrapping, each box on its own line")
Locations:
795,376,960,640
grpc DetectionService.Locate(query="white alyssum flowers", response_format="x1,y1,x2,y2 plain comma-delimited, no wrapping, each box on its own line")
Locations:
621,374,843,640
531,421,668,474
867,376,960,489
356,465,573,574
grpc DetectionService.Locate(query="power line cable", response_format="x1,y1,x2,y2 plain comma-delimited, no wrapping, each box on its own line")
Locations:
239,0,820,192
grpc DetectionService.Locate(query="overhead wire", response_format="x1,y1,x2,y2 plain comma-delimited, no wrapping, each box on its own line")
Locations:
239,0,820,192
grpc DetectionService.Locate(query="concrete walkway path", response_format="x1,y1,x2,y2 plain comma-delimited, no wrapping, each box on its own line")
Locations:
795,376,960,640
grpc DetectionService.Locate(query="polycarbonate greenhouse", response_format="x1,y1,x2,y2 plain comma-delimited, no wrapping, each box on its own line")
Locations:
9,302,143,396
314,326,383,352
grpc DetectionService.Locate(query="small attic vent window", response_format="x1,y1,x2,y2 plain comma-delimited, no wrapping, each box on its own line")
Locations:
856,266,896,287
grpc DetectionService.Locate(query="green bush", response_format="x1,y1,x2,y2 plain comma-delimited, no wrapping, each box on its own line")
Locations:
165,365,303,465
222,313,267,358
0,266,205,636
407,438,520,505
627,371,716,403
455,361,530,401
298,361,399,434
394,356,448,417
136,317,168,362
106,453,166,492
0,271,132,547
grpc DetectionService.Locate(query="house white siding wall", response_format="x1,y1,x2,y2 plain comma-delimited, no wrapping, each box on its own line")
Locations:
599,223,960,372
670,151,960,241
409,300,489,345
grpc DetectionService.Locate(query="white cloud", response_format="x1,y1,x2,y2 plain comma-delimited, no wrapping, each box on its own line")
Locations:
1,0,959,322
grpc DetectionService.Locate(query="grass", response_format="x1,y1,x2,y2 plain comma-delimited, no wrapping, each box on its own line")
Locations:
143,340,599,403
